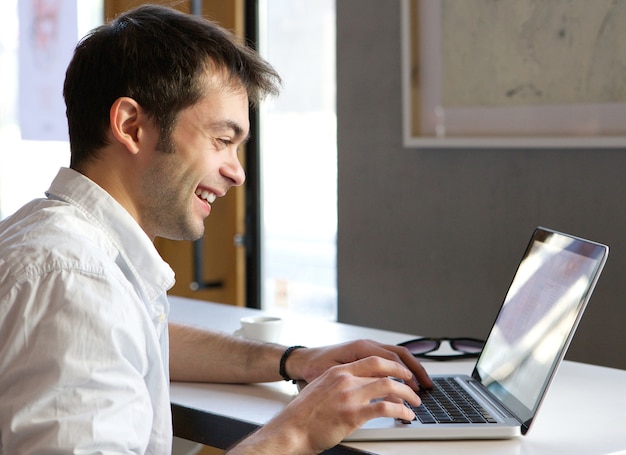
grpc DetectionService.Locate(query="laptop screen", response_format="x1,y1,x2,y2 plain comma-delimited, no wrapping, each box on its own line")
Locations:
473,228,608,431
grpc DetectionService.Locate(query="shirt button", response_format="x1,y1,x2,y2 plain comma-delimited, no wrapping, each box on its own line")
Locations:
158,313,166,324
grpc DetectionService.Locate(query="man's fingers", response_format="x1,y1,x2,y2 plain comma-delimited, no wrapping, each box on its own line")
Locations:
333,357,423,408
339,355,412,382
349,341,433,390
393,345,433,389
368,397,417,423
348,375,419,423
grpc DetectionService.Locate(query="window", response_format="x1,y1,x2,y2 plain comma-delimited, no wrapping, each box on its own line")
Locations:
258,0,337,320
0,0,102,220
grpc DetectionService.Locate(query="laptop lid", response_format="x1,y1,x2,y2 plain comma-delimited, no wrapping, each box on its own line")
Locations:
472,227,609,435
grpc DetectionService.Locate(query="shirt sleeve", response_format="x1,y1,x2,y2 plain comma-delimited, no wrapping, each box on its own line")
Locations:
0,266,161,454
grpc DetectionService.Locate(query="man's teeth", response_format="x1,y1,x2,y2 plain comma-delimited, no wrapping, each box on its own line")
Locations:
195,188,217,204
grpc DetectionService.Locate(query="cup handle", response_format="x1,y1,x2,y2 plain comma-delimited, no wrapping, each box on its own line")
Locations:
234,328,243,337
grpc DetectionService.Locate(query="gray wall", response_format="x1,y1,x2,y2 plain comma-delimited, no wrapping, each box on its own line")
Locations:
336,0,626,369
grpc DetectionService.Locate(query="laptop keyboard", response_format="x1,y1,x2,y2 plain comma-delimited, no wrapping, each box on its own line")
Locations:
409,377,497,424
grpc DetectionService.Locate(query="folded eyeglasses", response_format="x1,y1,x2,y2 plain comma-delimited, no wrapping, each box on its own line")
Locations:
398,337,485,361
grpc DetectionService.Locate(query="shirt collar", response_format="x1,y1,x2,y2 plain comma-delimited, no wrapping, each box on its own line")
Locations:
46,167,175,301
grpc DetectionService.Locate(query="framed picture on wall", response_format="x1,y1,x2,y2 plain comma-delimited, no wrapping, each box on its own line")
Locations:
402,0,626,148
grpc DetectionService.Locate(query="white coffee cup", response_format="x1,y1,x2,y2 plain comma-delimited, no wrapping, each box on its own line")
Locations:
234,315,284,343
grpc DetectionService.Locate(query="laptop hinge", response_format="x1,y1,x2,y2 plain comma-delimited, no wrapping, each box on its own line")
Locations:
465,379,519,422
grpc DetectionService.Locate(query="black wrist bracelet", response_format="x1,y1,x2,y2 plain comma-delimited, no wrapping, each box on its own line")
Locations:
279,345,306,383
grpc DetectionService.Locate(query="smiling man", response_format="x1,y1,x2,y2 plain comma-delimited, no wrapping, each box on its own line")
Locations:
0,5,431,454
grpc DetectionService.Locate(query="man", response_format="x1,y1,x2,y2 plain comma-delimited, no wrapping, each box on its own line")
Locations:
0,5,431,454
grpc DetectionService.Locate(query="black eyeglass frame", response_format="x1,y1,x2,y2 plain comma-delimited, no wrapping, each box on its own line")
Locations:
397,337,485,361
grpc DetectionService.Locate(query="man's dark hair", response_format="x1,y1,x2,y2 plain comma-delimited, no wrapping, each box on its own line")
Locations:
63,4,280,170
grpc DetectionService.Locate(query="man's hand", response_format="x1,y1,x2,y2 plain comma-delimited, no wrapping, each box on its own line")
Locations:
228,356,422,455
284,339,433,391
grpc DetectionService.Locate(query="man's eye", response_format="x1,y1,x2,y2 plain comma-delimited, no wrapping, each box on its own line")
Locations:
214,137,232,149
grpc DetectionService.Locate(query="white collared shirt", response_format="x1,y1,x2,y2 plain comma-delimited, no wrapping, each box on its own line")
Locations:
0,168,176,454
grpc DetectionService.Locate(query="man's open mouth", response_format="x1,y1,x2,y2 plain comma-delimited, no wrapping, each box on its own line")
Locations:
195,188,217,205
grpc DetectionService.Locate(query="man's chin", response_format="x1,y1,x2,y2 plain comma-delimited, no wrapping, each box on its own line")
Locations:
182,229,205,242
157,225,205,242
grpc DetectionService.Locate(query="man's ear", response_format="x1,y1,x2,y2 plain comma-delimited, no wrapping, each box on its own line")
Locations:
109,97,144,155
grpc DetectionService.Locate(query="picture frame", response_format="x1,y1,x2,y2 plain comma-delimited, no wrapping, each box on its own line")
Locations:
401,0,626,148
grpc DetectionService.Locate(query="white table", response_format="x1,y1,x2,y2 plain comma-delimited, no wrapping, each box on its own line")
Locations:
169,296,626,455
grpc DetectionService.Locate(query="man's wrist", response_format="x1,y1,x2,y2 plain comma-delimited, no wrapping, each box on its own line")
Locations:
279,345,306,383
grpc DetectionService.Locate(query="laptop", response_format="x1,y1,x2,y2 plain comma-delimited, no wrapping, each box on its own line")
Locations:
345,227,609,441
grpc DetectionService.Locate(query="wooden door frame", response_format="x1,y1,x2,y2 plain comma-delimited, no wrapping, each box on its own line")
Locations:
242,0,261,309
